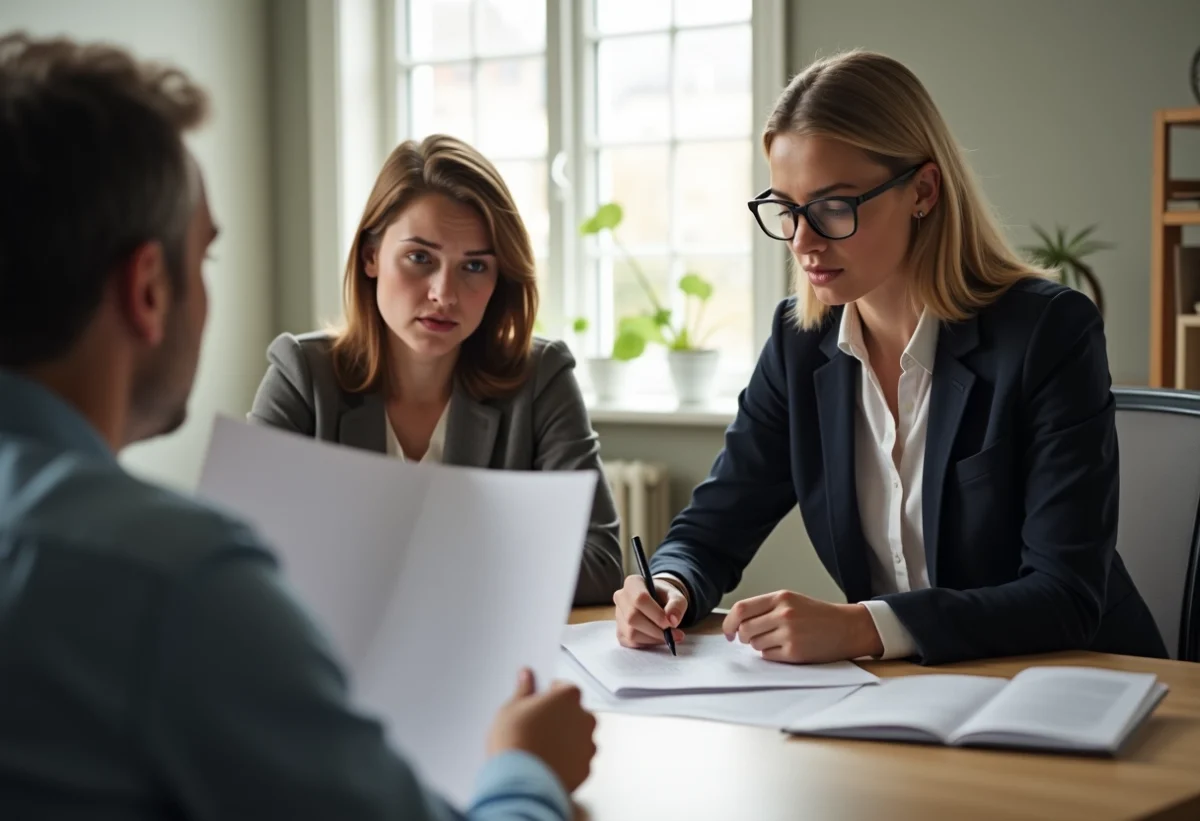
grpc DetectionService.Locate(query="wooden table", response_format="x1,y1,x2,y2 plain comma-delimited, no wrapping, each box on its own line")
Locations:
567,607,1200,821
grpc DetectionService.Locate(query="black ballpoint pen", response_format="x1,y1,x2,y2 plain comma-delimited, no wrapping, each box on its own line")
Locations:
631,535,677,656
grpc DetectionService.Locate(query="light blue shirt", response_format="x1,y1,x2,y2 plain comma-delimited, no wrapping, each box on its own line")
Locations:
0,370,570,821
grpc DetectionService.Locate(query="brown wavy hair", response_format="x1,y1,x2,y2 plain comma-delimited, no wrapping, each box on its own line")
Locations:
763,50,1045,330
330,134,538,399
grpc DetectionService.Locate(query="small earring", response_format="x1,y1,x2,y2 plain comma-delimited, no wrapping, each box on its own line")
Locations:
916,210,925,219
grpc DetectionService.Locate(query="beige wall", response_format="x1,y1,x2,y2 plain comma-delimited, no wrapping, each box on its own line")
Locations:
0,0,275,491
790,0,1200,386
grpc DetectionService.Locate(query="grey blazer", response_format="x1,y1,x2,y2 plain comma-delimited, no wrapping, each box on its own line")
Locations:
248,331,623,606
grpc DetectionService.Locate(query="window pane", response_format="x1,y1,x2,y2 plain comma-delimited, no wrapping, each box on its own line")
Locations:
492,159,549,258
680,255,752,364
595,146,669,248
608,255,672,335
595,0,671,34
407,0,471,62
674,27,752,139
674,0,752,27
409,63,474,142
475,0,544,55
675,141,752,250
596,35,669,143
477,57,546,158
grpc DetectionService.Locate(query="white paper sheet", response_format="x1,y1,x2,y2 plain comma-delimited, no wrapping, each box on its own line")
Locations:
561,621,879,695
197,417,597,808
555,650,863,729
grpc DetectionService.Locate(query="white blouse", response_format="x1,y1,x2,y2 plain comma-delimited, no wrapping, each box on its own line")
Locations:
385,401,450,464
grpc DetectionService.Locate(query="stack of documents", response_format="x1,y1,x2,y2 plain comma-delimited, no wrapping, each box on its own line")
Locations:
557,620,878,728
559,622,1168,756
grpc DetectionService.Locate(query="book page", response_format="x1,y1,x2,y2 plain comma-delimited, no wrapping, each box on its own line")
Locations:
784,674,1007,743
561,621,879,695
950,666,1159,749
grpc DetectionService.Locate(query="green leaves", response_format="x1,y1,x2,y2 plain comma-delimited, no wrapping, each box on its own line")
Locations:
579,203,624,235
678,272,713,301
572,316,589,334
611,327,647,361
580,203,718,359
619,314,665,345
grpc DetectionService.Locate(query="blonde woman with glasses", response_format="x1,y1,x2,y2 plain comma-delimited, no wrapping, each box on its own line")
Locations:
614,50,1167,665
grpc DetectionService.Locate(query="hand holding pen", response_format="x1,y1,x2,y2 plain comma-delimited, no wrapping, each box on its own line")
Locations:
613,535,687,652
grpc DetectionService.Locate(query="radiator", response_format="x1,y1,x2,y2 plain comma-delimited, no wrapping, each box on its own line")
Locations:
603,460,673,574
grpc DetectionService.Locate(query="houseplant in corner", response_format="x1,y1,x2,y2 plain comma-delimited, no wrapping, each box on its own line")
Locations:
579,202,719,404
1022,223,1111,318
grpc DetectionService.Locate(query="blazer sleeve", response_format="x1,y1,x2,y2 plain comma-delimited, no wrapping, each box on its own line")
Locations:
880,288,1119,665
530,341,624,606
648,301,799,625
248,333,317,436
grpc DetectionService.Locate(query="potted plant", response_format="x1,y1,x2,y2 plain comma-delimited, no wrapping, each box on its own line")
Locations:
1022,224,1111,318
569,315,649,402
580,203,719,404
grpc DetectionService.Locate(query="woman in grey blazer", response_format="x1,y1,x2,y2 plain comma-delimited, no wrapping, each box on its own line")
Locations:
249,134,622,606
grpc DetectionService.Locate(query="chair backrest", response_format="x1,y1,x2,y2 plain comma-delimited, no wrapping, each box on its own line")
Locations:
1113,388,1200,661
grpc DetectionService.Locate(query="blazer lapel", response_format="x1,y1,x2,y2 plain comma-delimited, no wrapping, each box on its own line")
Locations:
814,324,873,603
338,391,387,453
922,316,979,586
442,381,501,467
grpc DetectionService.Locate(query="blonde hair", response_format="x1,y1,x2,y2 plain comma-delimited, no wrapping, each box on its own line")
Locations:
331,134,538,399
763,50,1045,330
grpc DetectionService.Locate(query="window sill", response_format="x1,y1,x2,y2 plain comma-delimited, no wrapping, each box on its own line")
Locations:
585,394,738,427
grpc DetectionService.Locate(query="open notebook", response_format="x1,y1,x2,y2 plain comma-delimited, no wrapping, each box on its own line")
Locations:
784,666,1168,755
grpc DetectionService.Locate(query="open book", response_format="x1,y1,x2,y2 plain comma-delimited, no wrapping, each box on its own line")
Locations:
784,667,1168,755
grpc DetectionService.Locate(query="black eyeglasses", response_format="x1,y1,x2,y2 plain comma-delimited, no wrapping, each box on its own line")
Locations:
747,164,922,242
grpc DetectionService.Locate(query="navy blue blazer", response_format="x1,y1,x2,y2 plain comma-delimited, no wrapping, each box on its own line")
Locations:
650,278,1167,665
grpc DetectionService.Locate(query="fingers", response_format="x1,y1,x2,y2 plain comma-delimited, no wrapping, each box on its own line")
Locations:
513,667,535,698
661,588,688,628
730,610,785,646
746,625,789,653
722,591,782,639
761,643,803,664
615,600,674,647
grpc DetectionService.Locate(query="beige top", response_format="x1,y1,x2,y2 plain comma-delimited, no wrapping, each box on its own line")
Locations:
385,402,450,463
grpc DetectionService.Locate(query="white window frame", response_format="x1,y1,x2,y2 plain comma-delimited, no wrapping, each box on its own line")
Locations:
369,0,788,394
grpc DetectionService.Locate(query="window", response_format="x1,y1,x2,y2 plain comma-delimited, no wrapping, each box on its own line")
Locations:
395,0,551,276
388,0,785,394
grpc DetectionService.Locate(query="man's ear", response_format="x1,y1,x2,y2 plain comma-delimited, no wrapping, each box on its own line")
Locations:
913,162,941,217
115,240,170,346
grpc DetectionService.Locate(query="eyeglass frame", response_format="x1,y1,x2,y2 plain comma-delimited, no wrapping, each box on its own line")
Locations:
746,163,924,242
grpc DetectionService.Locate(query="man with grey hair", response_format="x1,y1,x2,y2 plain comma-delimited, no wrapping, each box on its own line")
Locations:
0,32,595,821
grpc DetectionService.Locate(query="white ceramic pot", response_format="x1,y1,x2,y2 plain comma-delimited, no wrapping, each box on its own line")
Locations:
587,357,629,403
668,349,719,405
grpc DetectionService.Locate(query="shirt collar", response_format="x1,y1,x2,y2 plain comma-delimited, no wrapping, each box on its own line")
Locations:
0,370,116,463
836,302,939,375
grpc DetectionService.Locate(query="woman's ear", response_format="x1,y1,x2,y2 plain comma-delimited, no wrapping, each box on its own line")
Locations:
361,238,379,279
913,162,941,217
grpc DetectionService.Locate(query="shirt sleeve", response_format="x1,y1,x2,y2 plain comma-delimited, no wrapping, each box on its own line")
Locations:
861,599,918,660
138,550,569,821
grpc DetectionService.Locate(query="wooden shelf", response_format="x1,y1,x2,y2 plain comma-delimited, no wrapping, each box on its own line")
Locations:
1151,106,1200,386
1163,107,1200,125
1164,209,1200,226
